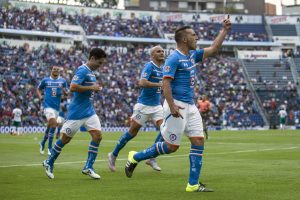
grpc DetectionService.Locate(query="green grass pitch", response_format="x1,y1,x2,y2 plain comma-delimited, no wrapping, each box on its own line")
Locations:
0,130,300,200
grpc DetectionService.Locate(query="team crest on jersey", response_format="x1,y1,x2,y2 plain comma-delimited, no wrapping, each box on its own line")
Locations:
190,58,195,64
169,134,177,142
66,128,72,135
135,114,141,120
72,75,79,81
142,72,147,77
164,66,170,72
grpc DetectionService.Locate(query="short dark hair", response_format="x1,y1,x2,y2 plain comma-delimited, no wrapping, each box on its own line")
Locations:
174,26,192,43
89,48,107,60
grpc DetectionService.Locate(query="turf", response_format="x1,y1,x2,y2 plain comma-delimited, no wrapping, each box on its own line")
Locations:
0,130,299,200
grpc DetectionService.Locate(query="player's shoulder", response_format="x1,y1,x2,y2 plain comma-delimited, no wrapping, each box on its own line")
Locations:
76,65,89,74
166,50,180,62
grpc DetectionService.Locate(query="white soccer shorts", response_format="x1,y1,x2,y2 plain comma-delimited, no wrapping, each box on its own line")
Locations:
160,99,204,146
44,108,59,121
131,103,163,127
56,116,65,125
61,114,101,137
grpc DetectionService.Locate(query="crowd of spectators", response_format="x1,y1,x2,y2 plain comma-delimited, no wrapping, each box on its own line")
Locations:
1,5,269,41
195,56,264,127
0,42,266,128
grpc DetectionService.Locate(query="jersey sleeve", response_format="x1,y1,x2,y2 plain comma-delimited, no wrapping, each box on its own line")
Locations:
140,64,152,80
63,79,68,89
192,49,204,63
38,78,46,90
163,54,179,79
71,68,86,85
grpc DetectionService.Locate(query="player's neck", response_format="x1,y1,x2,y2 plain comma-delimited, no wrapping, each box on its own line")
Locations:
50,75,58,79
176,45,189,55
85,62,95,71
152,60,163,67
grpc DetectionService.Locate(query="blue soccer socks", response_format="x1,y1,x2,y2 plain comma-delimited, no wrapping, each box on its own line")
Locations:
84,141,99,169
47,139,65,166
133,142,169,162
154,131,164,143
112,132,134,157
47,128,55,150
188,145,204,185
40,127,50,147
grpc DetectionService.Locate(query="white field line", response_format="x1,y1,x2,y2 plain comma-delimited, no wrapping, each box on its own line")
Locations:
0,146,298,168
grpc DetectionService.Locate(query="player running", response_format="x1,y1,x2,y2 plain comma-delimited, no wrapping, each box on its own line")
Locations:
37,66,68,155
108,45,165,172
42,48,106,179
124,16,231,192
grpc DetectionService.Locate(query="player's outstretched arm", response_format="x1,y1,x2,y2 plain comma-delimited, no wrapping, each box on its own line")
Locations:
139,79,162,88
70,83,101,92
203,15,231,59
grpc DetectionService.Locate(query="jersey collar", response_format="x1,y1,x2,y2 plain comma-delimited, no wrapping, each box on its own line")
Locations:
176,49,189,57
150,61,161,68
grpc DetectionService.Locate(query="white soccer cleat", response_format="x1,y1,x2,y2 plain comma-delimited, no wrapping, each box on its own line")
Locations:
47,149,51,156
82,168,101,179
145,158,161,171
43,160,54,179
108,152,117,172
39,142,44,155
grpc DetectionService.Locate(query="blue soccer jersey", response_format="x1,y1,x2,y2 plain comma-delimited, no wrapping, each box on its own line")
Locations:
163,49,204,104
137,61,163,106
67,65,97,120
38,77,67,111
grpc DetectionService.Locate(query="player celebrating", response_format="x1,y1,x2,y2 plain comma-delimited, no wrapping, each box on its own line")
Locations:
37,66,68,155
108,45,165,172
42,48,107,179
124,16,231,192
198,95,211,139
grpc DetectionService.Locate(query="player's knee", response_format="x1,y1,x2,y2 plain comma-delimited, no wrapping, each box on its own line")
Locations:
90,130,102,143
61,133,72,144
129,122,141,136
167,144,179,153
48,118,57,128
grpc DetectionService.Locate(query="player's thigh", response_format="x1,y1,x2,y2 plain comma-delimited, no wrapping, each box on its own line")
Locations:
61,119,83,137
131,104,150,127
185,104,204,138
84,114,101,133
44,108,58,122
151,106,164,126
161,100,186,146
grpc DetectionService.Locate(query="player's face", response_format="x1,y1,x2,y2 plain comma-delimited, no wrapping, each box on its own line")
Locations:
152,47,165,62
91,57,106,69
51,66,60,78
186,29,198,50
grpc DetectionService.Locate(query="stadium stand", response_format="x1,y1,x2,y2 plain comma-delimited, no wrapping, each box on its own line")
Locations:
1,1,300,130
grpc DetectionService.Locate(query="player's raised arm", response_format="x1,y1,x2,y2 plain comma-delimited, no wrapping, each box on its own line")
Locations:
203,15,231,59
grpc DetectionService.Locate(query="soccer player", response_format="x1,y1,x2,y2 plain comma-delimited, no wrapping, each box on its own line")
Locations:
108,45,165,172
124,17,231,192
278,106,287,130
37,66,68,155
11,102,22,135
198,95,211,139
42,48,107,179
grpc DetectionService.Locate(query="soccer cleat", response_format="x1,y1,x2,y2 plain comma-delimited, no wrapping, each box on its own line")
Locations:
108,152,117,172
125,151,138,178
145,158,161,171
42,160,54,179
47,149,51,156
82,168,101,179
39,142,45,155
186,182,214,192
